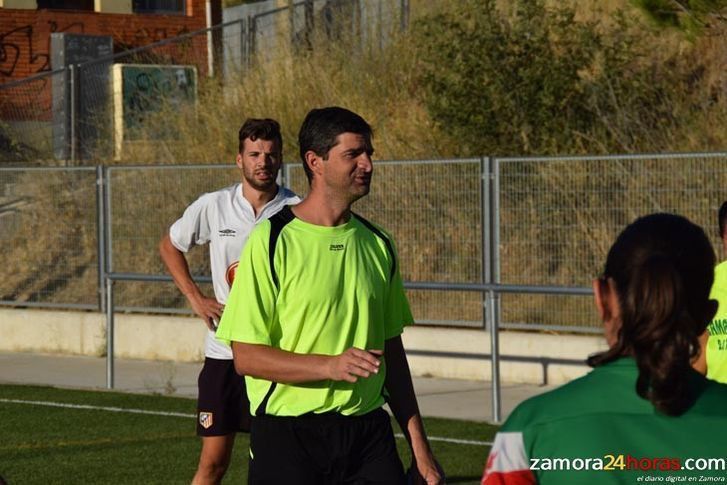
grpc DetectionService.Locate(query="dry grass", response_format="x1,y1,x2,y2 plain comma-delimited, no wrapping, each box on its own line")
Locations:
3,1,726,331
103,0,726,161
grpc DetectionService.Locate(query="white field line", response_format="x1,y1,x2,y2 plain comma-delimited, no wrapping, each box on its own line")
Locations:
0,398,195,418
395,434,492,447
0,398,493,447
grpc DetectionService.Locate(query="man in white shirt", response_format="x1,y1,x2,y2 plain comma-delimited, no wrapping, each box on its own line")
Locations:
159,118,300,485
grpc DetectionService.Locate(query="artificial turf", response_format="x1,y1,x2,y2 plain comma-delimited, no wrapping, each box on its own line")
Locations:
0,384,497,484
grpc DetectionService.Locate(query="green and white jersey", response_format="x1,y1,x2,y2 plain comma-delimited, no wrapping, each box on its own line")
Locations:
707,261,727,383
482,358,727,484
216,206,413,417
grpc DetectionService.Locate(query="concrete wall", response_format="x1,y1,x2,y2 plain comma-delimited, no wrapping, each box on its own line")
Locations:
0,308,607,385
0,308,207,361
402,325,607,385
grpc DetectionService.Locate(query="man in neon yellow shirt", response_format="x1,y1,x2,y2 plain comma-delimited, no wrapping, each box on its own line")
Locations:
216,107,443,484
703,201,727,383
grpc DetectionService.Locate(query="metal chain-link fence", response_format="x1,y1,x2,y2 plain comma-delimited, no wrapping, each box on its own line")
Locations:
0,166,100,309
3,152,726,331
106,164,237,311
496,152,727,332
105,159,482,326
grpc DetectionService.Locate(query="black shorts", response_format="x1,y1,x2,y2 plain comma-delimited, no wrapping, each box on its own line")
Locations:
196,357,251,436
248,407,405,485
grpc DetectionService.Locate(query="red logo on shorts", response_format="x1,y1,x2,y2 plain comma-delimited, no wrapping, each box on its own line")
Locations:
226,261,239,287
199,412,213,429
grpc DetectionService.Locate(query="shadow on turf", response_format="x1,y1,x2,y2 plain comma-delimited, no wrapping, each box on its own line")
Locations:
446,475,481,483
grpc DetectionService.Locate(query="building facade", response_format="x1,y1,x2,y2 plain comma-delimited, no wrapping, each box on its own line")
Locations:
0,0,221,83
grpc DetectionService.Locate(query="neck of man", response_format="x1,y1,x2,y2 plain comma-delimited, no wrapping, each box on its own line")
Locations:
292,188,354,227
241,180,279,217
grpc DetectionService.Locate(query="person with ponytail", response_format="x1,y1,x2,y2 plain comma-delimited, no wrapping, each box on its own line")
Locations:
481,214,727,485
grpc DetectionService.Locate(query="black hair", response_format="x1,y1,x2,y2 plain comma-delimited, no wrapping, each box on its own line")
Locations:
718,201,727,239
587,213,715,416
238,118,282,154
297,106,372,184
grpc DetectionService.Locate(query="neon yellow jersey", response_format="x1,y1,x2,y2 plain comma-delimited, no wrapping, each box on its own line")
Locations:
216,209,413,416
707,261,727,383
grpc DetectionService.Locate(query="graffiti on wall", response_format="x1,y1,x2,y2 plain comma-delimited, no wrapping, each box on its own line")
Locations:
1,21,193,80
134,26,190,45
113,63,197,157
119,64,197,139
0,21,85,78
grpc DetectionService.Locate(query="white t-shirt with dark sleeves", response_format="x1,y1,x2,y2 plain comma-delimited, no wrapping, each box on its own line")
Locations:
169,183,301,359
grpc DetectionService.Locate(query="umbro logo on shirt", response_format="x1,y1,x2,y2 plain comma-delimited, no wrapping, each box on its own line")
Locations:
219,229,236,237
329,244,345,251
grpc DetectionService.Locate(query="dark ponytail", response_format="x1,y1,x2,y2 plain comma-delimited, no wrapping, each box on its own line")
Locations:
629,254,702,415
587,214,715,416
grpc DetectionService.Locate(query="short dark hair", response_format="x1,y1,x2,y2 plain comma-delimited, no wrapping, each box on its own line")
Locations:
719,201,727,238
238,118,282,154
298,107,372,184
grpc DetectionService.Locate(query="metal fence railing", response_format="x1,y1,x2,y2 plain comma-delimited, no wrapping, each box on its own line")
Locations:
495,152,727,333
105,164,237,312
0,166,101,310
4,152,727,330
4,151,727,420
0,0,408,165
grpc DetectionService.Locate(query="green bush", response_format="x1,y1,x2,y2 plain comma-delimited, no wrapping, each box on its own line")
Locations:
412,0,682,156
631,0,727,36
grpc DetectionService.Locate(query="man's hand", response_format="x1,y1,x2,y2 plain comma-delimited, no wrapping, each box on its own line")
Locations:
409,455,445,485
159,234,222,331
326,348,382,382
230,344,382,384
188,292,224,330
384,336,445,484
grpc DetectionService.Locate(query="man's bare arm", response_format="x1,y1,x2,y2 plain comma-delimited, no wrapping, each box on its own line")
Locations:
231,342,382,384
384,335,443,485
159,234,223,330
